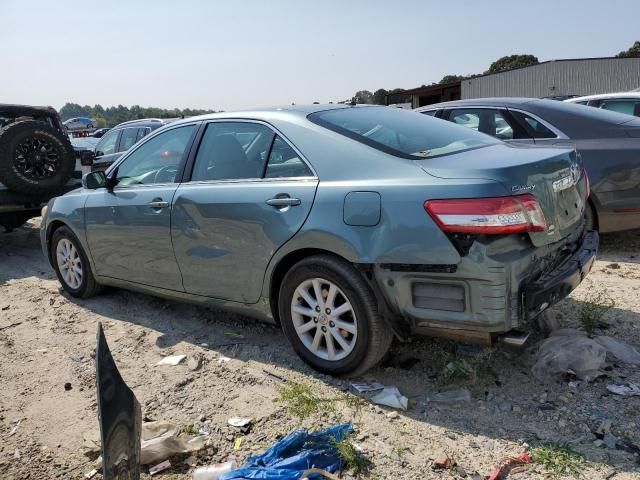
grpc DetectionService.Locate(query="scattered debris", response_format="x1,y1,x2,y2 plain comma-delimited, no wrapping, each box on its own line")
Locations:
149,460,171,475
385,411,399,420
84,468,99,479
371,386,408,410
234,437,243,450
192,461,236,480
606,263,620,269
603,433,617,449
262,369,285,383
536,311,561,335
487,453,532,480
8,419,20,436
218,424,353,479
433,453,455,470
64,382,72,391
228,416,253,433
0,321,21,331
532,334,606,381
351,380,384,393
156,354,186,366
188,356,203,371
606,383,640,397
428,388,471,403
568,380,583,388
140,421,208,465
218,356,231,364
594,335,640,364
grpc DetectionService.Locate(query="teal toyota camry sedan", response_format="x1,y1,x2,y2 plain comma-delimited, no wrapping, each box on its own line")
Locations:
41,105,597,375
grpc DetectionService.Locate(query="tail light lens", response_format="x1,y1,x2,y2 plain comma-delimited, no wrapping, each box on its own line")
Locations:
424,194,547,234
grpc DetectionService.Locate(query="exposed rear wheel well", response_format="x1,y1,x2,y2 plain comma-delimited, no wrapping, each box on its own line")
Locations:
269,248,350,324
586,198,598,230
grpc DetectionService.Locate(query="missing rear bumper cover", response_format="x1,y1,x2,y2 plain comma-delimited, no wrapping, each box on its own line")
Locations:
380,263,457,273
412,282,465,312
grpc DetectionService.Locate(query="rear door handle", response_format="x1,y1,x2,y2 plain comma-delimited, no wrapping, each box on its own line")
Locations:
148,199,169,209
266,197,301,207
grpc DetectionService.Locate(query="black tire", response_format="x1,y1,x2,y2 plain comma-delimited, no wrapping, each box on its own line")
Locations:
585,201,597,231
0,211,34,232
279,255,393,376
50,226,101,298
0,120,75,196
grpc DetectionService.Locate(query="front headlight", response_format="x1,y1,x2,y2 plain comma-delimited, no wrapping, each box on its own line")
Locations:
41,205,48,218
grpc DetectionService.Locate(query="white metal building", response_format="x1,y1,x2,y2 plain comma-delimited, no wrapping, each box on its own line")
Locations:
462,57,640,99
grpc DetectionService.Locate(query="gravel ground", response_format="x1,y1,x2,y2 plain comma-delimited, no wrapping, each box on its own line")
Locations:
0,219,639,479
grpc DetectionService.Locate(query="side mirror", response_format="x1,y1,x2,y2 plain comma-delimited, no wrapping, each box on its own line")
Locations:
82,171,107,190
95,150,104,158
80,150,95,166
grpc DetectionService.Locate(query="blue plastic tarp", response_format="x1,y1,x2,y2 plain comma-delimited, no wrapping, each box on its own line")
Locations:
219,423,354,479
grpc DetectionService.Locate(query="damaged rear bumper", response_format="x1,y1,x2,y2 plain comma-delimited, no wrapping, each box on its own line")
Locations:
524,230,598,318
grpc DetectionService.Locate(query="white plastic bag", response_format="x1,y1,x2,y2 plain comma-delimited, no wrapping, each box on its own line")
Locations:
532,335,606,381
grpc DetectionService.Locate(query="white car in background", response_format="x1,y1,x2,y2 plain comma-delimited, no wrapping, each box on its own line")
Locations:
565,92,640,117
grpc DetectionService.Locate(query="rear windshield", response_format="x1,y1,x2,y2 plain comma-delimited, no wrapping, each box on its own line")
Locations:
308,106,499,159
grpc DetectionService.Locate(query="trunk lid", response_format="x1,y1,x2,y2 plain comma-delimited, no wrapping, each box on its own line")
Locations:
416,143,587,246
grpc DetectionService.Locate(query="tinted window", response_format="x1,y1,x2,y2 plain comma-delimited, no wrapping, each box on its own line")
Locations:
95,129,119,156
191,122,274,181
265,136,312,178
449,108,514,140
309,107,499,159
599,99,640,116
510,111,557,139
422,110,437,116
136,127,151,142
119,128,139,152
115,125,196,186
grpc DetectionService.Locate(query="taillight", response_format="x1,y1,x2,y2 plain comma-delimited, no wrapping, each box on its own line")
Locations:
424,194,547,234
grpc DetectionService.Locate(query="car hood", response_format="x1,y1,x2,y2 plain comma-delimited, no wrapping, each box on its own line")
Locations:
415,143,587,246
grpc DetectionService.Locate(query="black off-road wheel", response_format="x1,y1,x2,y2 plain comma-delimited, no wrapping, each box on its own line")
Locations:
279,255,393,376
50,226,102,298
0,120,75,196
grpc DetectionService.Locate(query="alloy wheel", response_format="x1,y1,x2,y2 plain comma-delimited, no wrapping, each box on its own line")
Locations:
291,277,358,361
14,136,60,180
56,238,83,289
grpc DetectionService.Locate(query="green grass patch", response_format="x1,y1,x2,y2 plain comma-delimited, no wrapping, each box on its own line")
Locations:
531,443,586,477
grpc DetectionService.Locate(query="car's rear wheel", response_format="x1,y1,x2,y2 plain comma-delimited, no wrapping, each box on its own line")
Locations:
51,226,101,298
279,255,392,376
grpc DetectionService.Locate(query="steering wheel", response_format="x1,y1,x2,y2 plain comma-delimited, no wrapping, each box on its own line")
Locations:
154,165,178,184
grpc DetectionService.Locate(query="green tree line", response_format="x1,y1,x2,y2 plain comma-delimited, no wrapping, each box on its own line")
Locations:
59,103,217,127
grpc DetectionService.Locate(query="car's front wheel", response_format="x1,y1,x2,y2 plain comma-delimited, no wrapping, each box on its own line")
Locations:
51,226,101,298
279,255,392,376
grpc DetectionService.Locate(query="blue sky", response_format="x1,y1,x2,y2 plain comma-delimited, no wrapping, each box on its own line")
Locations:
1,0,638,111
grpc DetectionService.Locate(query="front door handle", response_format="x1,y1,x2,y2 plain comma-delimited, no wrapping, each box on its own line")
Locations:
148,199,169,209
266,196,301,207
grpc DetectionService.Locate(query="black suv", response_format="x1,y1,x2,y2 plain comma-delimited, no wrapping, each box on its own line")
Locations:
91,118,178,172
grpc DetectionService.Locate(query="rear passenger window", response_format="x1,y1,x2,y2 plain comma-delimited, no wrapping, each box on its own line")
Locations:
137,127,151,142
265,137,312,178
119,128,139,152
192,122,274,181
599,100,640,117
449,108,514,140
511,111,557,139
421,110,437,116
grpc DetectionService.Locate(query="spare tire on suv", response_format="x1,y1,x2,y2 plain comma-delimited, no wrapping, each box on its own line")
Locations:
0,120,75,196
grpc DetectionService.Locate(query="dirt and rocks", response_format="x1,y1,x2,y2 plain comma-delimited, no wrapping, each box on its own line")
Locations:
0,219,639,479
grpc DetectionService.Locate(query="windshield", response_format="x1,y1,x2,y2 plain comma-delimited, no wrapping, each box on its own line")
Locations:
308,106,499,159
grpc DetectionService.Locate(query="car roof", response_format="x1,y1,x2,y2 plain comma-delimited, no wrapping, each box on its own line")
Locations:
415,98,541,111
565,92,640,102
163,104,379,127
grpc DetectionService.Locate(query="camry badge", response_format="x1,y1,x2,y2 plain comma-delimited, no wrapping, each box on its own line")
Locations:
511,184,535,192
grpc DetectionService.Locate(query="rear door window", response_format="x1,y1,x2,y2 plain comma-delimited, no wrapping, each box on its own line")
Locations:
509,111,557,139
264,136,313,178
118,128,139,152
136,127,151,142
448,108,515,140
599,99,640,117
191,122,274,181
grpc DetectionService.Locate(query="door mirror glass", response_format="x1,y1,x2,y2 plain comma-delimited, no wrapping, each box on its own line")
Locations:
82,171,107,190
